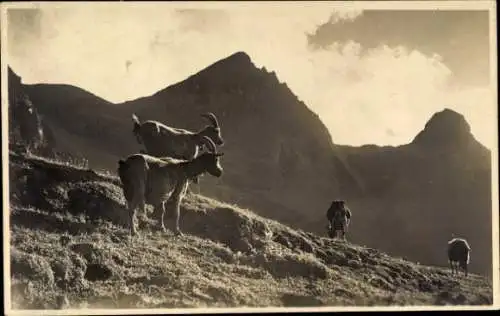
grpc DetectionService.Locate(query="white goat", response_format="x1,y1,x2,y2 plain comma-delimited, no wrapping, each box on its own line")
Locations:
117,136,224,236
447,237,471,277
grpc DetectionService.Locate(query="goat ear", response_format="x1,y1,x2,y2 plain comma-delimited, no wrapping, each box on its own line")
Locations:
215,152,224,157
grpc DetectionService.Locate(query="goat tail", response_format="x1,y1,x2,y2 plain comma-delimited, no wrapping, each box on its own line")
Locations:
132,113,142,133
132,113,144,144
132,113,141,126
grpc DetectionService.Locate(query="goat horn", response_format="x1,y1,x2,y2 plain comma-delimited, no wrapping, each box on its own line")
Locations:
201,112,219,128
201,136,217,153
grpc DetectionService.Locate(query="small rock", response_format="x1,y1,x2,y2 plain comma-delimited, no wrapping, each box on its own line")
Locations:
56,295,70,309
281,293,324,307
347,259,363,269
455,293,467,304
70,242,103,263
334,287,354,298
437,290,451,302
60,235,71,246
84,263,113,281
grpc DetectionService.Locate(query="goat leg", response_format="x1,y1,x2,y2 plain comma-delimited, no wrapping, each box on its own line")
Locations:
173,182,188,237
172,198,184,237
151,204,162,220
191,176,199,185
128,203,138,236
157,202,167,233
163,197,183,236
138,199,145,230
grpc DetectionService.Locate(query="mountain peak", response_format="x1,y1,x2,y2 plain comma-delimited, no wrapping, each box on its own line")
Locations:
412,108,472,147
200,51,255,74
169,51,260,93
225,51,252,64
429,108,470,128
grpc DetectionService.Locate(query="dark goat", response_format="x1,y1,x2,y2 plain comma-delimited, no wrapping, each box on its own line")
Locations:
447,237,471,277
326,200,352,241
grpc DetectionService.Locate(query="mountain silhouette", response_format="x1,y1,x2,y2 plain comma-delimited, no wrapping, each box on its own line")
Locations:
8,51,493,277
412,108,476,150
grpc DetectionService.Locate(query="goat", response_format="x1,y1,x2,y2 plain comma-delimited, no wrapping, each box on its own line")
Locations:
447,237,471,277
117,136,224,236
326,200,352,241
132,112,224,158
131,112,224,186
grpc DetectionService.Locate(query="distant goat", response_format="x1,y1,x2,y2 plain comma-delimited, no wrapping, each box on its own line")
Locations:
117,136,224,236
326,200,352,241
10,94,44,150
447,237,471,277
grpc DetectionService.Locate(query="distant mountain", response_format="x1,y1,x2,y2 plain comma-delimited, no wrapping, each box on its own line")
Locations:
329,108,492,277
7,51,493,277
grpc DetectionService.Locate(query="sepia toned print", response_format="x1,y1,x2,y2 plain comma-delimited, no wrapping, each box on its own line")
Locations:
1,1,498,314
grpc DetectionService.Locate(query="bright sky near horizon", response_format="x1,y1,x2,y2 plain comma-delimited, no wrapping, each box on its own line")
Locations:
4,2,497,150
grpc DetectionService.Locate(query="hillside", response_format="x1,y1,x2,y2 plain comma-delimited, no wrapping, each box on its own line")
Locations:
8,51,493,278
8,149,493,309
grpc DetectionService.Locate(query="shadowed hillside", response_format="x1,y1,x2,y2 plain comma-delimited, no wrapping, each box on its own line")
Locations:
8,150,493,309
9,51,493,278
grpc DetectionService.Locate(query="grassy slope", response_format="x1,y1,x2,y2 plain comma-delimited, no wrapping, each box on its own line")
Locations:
8,151,493,309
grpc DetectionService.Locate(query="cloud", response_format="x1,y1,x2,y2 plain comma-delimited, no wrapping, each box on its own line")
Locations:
307,10,491,87
6,5,496,149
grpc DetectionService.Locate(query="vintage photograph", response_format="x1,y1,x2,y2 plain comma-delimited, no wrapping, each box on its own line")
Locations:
2,1,498,313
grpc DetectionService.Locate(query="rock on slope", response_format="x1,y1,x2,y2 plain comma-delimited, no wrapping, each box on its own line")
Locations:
8,150,492,309
7,67,89,165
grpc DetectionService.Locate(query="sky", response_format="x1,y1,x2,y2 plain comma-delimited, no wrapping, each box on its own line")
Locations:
4,2,497,149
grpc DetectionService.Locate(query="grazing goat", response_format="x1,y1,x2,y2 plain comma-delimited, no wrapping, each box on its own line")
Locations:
117,136,224,236
131,112,224,185
326,200,352,241
447,237,471,277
